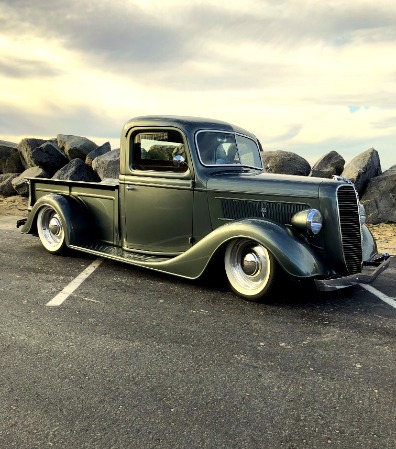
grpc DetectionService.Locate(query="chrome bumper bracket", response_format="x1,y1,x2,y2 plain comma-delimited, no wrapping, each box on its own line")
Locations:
315,253,391,292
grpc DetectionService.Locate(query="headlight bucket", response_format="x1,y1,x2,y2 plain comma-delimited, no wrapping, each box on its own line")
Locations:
358,203,366,225
291,209,323,235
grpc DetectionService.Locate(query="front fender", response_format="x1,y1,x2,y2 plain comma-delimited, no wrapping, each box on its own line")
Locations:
143,219,326,279
21,194,92,246
361,224,377,261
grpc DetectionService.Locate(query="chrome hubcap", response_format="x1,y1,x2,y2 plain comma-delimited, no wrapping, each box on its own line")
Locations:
242,252,260,276
49,216,61,236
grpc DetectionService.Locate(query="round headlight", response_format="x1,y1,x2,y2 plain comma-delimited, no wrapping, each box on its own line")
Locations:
358,203,366,225
291,209,323,235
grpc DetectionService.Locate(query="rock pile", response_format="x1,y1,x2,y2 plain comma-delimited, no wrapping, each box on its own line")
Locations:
0,135,119,197
0,135,395,224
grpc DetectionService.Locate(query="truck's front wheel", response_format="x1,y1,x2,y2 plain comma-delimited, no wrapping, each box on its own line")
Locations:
224,239,277,301
37,206,66,254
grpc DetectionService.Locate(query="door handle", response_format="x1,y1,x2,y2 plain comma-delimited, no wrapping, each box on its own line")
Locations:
126,185,135,191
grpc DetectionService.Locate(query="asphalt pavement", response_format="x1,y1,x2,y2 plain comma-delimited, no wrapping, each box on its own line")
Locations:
0,216,395,449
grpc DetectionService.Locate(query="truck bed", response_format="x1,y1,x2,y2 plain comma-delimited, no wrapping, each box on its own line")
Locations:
27,177,120,245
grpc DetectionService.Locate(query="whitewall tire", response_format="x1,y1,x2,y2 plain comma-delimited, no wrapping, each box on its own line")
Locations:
37,206,66,254
224,239,276,301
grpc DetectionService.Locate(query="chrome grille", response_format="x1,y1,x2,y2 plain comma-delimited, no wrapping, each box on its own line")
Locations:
337,185,362,274
221,198,309,225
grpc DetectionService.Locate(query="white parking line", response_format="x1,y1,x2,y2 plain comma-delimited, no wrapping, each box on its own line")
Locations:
46,258,104,307
361,284,396,310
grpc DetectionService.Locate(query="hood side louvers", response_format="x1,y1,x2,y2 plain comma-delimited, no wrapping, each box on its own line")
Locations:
221,198,309,225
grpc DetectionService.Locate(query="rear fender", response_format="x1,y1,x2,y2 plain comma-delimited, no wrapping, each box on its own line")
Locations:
21,194,92,246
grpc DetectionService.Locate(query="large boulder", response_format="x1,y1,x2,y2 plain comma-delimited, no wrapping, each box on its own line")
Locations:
12,167,51,197
310,151,345,178
341,148,382,197
86,142,111,167
57,134,98,160
0,173,19,197
31,141,68,176
92,149,120,180
262,150,311,176
17,138,48,169
361,165,396,224
0,140,24,174
52,158,100,182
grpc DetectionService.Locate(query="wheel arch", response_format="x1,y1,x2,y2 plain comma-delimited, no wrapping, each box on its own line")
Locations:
22,194,92,246
200,219,327,279
156,218,327,280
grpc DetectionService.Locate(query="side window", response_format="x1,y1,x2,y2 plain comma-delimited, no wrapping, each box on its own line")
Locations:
132,130,188,173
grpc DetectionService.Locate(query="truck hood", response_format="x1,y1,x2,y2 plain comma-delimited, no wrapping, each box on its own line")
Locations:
206,170,324,199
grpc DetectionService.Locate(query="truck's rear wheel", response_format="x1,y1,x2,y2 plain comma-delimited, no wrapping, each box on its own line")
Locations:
37,206,66,254
224,239,276,301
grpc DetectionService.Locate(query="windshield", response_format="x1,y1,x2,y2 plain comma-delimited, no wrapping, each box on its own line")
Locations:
196,131,263,169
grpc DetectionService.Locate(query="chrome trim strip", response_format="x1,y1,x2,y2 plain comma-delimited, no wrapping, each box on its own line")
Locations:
336,184,363,274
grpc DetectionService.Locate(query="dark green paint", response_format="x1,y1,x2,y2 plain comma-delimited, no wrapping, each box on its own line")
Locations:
20,116,387,287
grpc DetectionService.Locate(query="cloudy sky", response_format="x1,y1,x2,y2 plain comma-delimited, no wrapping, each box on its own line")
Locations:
1,0,395,169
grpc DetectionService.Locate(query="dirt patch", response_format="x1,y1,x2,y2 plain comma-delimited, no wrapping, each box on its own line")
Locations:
0,195,28,217
365,222,396,256
1,194,395,254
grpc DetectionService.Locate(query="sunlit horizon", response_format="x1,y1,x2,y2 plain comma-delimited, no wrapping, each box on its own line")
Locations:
1,0,395,171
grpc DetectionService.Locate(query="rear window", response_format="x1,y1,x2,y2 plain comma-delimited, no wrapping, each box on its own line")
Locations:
132,130,188,173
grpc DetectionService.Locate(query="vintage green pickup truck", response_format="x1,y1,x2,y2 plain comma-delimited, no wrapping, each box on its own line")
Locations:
18,115,390,301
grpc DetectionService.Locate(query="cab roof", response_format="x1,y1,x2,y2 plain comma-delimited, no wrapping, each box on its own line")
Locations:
122,115,256,140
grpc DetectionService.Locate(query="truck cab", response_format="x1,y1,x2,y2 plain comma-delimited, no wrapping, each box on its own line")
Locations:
118,116,263,254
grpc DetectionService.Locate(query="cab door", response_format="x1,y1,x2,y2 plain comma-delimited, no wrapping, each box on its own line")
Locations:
121,128,194,254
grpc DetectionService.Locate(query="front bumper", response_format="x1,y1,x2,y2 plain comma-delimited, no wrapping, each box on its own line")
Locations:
315,253,391,291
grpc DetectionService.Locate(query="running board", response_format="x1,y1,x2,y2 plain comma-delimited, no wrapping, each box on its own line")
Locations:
69,242,173,265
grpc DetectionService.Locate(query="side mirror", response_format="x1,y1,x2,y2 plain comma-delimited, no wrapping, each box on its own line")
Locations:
173,154,186,167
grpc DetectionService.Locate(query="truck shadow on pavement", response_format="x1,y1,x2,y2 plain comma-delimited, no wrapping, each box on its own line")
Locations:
57,249,392,321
